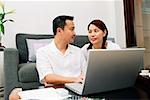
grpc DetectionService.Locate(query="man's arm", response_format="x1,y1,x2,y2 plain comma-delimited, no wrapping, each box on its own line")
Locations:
44,74,84,85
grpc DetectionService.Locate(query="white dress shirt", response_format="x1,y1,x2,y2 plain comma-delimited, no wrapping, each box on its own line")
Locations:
36,39,87,84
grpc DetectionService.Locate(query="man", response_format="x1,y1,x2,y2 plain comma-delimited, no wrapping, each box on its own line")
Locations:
36,15,86,86
9,15,86,100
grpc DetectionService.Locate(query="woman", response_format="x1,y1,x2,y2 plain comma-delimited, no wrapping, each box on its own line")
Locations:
82,19,120,59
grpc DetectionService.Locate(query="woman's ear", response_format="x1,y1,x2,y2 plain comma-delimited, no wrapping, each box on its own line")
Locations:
103,30,107,37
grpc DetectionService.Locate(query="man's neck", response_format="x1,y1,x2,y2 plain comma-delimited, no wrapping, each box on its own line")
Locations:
54,38,68,55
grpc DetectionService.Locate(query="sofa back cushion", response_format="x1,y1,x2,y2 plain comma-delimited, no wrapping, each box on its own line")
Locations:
72,35,90,48
16,33,114,63
16,33,90,63
16,33,54,63
26,38,53,62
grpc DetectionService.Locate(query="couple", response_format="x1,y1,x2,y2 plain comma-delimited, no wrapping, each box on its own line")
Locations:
9,15,120,100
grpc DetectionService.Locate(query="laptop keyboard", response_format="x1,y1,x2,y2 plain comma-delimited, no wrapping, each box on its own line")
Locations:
67,82,83,90
66,95,105,100
65,83,105,100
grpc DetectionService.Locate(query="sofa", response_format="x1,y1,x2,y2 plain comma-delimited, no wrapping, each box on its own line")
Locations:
4,33,115,100
3,33,90,100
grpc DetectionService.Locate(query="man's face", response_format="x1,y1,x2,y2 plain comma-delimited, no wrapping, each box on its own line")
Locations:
62,20,76,43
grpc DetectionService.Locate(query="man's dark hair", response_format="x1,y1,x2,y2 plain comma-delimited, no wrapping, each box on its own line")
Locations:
53,15,74,35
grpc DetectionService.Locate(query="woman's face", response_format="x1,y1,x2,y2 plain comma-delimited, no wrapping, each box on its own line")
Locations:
88,24,105,45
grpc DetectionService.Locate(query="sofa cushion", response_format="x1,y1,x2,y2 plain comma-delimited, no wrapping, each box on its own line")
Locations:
16,33,54,63
72,35,89,48
26,38,52,62
18,63,39,82
16,33,115,63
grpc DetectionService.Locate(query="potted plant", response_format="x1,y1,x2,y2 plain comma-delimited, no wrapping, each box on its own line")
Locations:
0,0,14,47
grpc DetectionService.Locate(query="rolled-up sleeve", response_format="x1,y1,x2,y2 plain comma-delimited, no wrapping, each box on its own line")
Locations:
36,48,53,84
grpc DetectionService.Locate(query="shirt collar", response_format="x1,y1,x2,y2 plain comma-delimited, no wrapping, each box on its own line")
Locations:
50,39,73,55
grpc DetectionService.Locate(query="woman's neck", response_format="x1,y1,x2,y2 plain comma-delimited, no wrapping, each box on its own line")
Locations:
92,42,102,49
92,41,107,49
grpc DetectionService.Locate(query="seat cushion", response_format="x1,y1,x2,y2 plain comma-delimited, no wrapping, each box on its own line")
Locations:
18,63,39,82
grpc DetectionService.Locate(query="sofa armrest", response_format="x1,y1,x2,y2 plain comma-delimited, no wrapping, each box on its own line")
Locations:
4,48,20,100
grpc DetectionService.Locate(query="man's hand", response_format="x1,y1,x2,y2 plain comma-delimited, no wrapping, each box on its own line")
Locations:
72,74,84,83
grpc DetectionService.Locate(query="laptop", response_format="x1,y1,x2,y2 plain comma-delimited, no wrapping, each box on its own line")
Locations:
65,48,145,95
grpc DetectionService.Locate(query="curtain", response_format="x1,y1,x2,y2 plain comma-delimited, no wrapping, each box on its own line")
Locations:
124,0,137,47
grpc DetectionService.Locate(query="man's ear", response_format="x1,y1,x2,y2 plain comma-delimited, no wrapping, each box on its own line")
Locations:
57,28,62,33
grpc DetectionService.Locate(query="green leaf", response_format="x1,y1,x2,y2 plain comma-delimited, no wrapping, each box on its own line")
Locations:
0,24,4,34
0,13,4,20
3,19,14,23
5,9,15,15
0,20,2,24
0,1,14,36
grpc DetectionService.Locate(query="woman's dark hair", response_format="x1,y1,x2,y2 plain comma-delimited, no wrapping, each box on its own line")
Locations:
87,19,108,49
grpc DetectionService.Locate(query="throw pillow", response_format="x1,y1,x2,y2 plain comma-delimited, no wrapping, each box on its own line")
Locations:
26,38,52,62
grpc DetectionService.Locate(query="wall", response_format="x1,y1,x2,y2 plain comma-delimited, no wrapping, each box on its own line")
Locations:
134,0,150,68
2,0,126,48
143,14,150,68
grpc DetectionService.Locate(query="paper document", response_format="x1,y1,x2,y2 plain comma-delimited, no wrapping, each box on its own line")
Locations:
18,88,71,100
